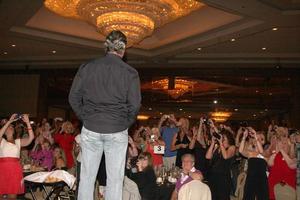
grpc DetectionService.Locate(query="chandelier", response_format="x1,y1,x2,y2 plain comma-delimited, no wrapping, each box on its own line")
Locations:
210,111,232,122
152,78,196,99
44,0,202,45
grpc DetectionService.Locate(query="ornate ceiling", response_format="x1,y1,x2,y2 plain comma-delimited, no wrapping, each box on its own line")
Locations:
0,0,299,122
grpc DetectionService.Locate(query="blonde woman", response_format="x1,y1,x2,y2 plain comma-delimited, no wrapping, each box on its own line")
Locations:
171,118,192,168
54,121,75,169
145,127,165,168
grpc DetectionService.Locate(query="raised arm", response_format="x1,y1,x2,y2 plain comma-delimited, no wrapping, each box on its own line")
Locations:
128,136,138,157
278,141,297,169
218,135,236,159
235,127,243,147
250,128,264,154
189,126,198,149
20,114,35,147
0,114,17,143
158,115,167,131
205,138,216,160
239,130,249,158
197,118,206,147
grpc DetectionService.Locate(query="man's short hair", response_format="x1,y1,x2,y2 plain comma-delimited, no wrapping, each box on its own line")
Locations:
104,30,127,54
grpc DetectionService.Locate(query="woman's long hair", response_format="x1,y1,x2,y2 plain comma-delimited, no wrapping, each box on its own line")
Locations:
138,152,153,170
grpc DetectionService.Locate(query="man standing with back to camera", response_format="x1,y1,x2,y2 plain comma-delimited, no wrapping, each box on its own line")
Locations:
69,30,141,200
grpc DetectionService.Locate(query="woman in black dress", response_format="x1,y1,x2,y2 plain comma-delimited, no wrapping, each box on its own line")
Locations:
171,117,191,168
206,127,236,200
189,118,209,179
239,127,269,200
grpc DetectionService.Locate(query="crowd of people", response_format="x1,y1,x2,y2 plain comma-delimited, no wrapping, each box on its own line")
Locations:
0,112,298,200
0,30,298,200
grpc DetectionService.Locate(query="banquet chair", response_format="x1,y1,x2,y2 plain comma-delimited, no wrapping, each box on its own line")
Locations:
274,183,296,200
178,180,211,200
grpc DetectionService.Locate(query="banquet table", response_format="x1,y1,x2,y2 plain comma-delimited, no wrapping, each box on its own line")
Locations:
25,180,68,200
157,182,175,200
22,170,75,200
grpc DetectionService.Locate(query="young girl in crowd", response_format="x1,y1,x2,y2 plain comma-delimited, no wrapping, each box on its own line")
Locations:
0,114,34,199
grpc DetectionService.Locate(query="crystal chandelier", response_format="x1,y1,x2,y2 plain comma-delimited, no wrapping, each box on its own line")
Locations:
211,111,232,122
152,78,196,99
44,0,202,45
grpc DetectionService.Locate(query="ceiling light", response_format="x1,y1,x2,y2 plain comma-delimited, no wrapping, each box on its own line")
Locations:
137,115,150,120
52,50,56,54
11,44,16,47
230,38,236,42
151,78,196,99
197,47,202,51
253,114,256,117
264,109,268,111
213,100,218,104
234,108,238,111
188,115,192,118
269,93,273,96
3,52,8,55
159,112,163,115
255,90,259,93
272,27,278,31
148,107,152,111
44,0,202,46
262,47,267,51
179,108,183,111
211,111,231,122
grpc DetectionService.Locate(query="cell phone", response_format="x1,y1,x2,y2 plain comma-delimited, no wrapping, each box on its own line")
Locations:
150,134,156,142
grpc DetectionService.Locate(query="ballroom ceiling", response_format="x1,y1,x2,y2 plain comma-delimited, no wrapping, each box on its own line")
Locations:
0,0,299,122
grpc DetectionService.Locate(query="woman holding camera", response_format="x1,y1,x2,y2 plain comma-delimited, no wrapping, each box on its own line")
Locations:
205,128,236,200
145,127,165,168
0,114,34,199
239,127,269,200
127,152,157,200
267,136,296,200
171,118,192,168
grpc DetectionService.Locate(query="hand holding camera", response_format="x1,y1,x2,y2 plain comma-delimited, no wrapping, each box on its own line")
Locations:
8,114,18,123
212,132,222,141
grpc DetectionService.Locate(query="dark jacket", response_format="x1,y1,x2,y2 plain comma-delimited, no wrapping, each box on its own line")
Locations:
128,167,157,200
68,53,141,133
